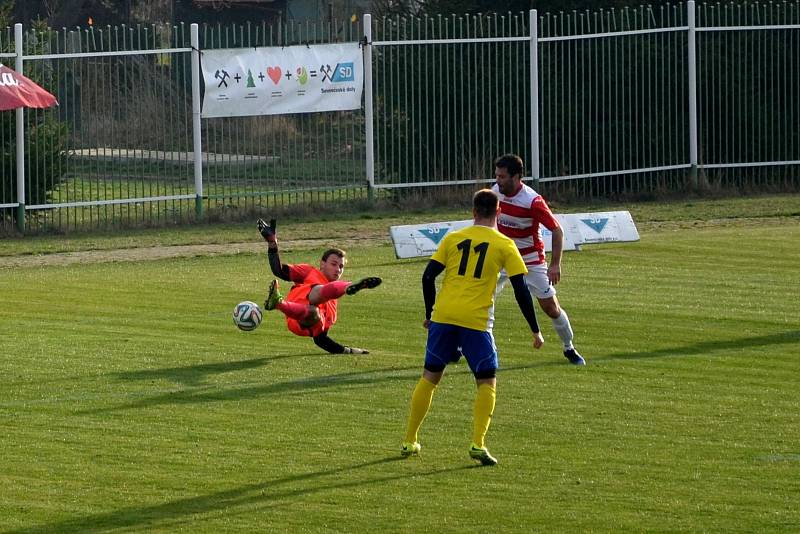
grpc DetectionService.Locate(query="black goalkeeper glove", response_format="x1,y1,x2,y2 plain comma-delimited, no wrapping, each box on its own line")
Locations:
257,218,277,243
344,347,369,354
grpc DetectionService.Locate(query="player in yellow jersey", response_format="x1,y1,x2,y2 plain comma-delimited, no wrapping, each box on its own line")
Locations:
401,189,545,466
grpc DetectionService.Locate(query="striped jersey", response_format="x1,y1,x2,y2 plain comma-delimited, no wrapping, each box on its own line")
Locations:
491,182,560,266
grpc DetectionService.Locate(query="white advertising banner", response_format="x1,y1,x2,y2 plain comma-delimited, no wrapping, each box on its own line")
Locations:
389,211,638,259
557,211,640,245
389,219,580,260
389,220,472,259
201,43,363,118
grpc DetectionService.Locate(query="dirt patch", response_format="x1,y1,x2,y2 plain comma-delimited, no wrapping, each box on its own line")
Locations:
0,234,391,269
5,215,795,269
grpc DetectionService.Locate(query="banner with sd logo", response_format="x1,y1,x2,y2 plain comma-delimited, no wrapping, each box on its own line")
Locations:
201,42,363,118
389,211,639,259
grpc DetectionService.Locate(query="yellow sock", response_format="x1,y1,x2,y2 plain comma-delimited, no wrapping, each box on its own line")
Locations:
404,377,437,443
472,383,496,448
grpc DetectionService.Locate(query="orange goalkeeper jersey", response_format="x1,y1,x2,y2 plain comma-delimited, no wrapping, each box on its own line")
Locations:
285,263,338,337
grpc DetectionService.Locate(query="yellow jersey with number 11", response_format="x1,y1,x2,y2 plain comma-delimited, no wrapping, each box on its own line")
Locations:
430,224,527,331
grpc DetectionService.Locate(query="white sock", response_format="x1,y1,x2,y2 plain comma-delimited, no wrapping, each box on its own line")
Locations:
551,309,574,350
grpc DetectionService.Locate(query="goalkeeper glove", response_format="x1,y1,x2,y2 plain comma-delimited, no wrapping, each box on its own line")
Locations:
344,347,369,354
257,218,277,243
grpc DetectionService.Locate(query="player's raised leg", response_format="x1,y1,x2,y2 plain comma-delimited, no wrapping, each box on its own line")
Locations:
264,279,283,310
312,281,350,303
346,277,382,296
307,278,382,305
264,279,320,325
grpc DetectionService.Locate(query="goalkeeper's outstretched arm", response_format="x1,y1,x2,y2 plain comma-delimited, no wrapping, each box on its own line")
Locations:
313,332,369,354
267,247,291,281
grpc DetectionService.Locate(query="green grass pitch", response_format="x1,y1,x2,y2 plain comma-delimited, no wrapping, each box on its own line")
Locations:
1,196,799,532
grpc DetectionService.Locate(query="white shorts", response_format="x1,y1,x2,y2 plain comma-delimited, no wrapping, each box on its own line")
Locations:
497,263,556,300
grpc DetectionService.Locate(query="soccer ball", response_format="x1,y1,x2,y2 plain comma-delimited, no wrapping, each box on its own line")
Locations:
233,301,263,332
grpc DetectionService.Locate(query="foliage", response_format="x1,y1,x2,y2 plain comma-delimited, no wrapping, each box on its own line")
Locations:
0,17,68,218
0,114,68,203
0,0,11,23
373,0,648,18
13,0,128,28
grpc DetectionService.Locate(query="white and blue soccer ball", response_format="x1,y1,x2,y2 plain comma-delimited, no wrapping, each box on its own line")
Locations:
233,301,263,332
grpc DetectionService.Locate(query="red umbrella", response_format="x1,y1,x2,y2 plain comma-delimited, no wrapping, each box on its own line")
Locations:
0,63,58,111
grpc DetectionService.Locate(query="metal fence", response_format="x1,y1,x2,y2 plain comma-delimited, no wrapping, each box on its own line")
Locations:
366,1,799,198
1,1,799,235
0,23,197,233
0,18,365,234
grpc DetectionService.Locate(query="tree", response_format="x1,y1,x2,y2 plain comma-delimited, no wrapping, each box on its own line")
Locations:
12,0,134,28
374,0,650,18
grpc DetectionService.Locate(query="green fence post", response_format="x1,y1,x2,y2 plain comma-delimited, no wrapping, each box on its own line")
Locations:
16,204,24,233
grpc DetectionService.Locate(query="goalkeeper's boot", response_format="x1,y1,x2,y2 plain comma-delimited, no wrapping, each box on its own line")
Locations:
469,444,498,466
346,277,382,296
264,279,283,311
400,441,421,458
563,348,586,366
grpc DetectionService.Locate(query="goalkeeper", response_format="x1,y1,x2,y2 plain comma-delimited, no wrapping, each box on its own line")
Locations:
257,218,382,355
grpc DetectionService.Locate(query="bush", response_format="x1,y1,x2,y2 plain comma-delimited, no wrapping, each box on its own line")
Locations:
0,18,68,225
0,113,68,206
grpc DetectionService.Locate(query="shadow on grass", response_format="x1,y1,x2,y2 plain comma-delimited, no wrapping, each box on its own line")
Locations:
0,353,315,391
81,364,421,414
92,349,608,415
112,354,303,387
8,456,474,533
600,329,800,361
487,330,800,372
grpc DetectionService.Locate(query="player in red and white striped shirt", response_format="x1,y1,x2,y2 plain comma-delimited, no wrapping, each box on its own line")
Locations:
491,154,586,365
